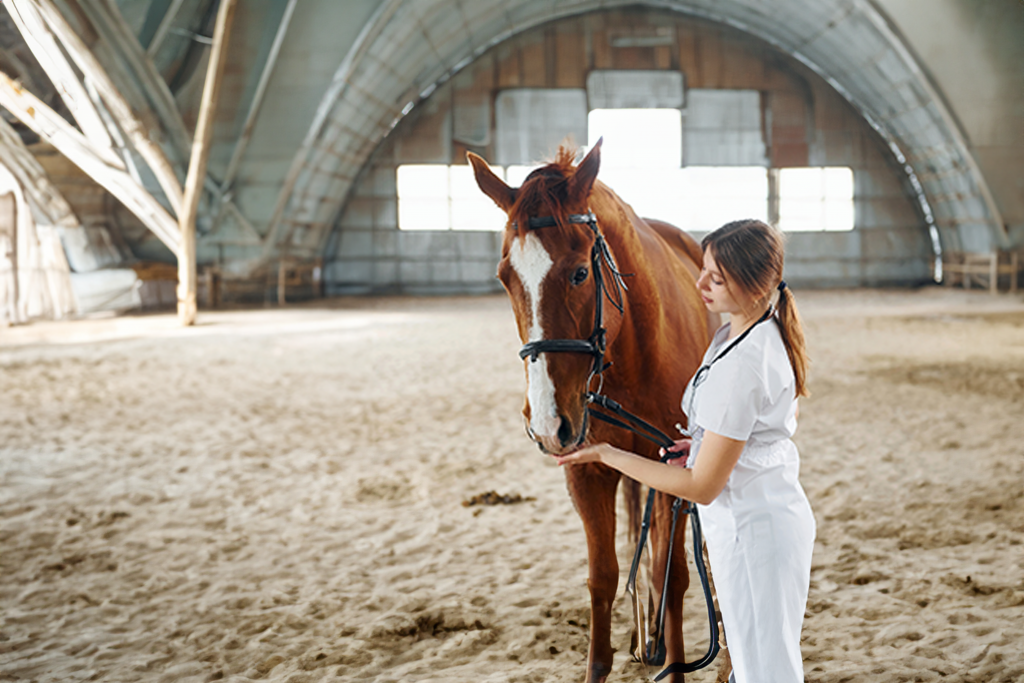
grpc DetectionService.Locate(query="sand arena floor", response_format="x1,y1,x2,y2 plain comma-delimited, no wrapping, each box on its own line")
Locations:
1,288,1023,683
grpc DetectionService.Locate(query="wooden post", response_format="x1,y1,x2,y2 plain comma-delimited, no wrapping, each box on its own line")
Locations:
313,257,323,298
989,252,998,295
178,0,236,326
1011,252,1019,295
277,259,287,306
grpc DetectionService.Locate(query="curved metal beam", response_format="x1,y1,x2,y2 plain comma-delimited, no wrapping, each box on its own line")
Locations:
267,0,1002,268
259,0,405,261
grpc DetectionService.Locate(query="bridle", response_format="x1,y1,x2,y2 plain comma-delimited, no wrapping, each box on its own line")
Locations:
516,211,627,402
511,209,720,679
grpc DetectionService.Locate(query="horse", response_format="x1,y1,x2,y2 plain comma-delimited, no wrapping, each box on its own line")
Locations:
469,140,722,683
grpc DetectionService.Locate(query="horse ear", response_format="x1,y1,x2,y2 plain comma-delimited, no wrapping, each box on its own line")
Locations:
569,137,602,202
467,152,515,212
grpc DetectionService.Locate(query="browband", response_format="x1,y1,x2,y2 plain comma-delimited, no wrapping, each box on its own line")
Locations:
511,212,597,230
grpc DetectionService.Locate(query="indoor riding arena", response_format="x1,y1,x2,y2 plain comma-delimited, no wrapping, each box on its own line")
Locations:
1,2,1022,683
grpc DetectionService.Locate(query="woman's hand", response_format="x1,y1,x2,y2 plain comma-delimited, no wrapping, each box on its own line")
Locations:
659,438,692,464
554,443,615,467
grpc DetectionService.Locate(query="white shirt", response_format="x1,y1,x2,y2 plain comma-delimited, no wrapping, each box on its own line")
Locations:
681,317,797,455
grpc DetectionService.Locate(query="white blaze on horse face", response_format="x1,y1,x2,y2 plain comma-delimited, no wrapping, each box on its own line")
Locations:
509,233,561,439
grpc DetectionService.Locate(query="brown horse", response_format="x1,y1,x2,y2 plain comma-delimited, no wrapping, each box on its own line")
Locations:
469,141,719,682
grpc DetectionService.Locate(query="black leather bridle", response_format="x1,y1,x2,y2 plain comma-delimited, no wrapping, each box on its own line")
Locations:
511,210,719,679
516,211,627,402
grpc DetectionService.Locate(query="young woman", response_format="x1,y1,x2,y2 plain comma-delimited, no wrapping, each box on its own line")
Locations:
556,219,816,682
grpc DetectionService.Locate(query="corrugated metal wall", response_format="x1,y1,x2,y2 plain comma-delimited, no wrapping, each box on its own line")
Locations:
327,9,933,294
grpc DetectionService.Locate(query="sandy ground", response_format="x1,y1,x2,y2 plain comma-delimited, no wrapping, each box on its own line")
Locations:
1,287,1023,683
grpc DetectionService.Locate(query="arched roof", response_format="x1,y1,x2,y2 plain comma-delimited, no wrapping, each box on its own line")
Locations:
262,0,1003,259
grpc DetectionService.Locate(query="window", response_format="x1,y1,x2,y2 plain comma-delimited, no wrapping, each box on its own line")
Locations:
588,108,681,168
778,167,854,231
396,165,449,230
588,108,768,232
395,132,853,233
677,167,769,232
397,164,507,231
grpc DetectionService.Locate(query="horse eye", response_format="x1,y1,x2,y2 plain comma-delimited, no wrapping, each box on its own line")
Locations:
571,266,589,286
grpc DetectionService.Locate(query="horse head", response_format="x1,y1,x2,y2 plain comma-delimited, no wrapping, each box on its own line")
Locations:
469,141,625,455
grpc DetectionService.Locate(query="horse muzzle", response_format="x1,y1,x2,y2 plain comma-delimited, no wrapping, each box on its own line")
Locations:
526,408,589,455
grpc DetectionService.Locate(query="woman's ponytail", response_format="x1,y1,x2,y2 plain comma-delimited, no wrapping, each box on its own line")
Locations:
775,284,809,398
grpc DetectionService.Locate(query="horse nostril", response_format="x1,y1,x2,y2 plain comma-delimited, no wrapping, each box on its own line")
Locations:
557,414,574,448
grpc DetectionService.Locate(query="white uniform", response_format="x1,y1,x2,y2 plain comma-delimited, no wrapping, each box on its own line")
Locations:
681,318,815,683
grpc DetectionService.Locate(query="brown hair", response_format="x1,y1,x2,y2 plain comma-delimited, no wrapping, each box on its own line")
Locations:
702,219,810,397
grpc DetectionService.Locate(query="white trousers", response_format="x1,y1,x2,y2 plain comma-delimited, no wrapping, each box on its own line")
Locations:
698,441,815,683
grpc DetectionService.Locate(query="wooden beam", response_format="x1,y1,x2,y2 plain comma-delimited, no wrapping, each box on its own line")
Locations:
74,0,192,162
177,0,236,326
31,0,185,216
6,0,120,161
0,72,181,253
0,116,81,230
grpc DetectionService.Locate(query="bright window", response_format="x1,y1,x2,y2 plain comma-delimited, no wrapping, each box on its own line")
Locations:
677,167,769,232
778,167,854,231
587,108,768,232
396,165,448,230
395,138,854,235
397,164,507,231
588,109,682,168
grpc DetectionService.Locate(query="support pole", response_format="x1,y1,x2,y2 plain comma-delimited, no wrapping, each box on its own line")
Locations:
178,0,236,326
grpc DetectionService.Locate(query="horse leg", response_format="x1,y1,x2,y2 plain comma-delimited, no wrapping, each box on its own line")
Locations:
651,493,690,683
565,462,621,683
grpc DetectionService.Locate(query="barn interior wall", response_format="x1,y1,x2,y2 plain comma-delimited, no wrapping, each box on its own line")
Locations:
327,9,932,294
874,0,1024,246
172,0,382,266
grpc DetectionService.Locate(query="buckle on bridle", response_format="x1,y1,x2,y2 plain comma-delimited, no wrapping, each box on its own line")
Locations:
591,328,607,356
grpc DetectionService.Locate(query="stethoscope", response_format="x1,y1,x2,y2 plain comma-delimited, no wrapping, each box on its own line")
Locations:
684,304,775,420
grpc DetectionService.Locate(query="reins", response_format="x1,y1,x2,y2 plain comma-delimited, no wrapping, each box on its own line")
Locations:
588,395,720,679
514,210,720,679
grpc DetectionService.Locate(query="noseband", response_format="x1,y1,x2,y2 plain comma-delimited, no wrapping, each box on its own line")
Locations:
515,212,628,397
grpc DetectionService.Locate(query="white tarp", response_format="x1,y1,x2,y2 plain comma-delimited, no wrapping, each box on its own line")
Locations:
0,159,144,323
0,163,78,324
68,268,140,313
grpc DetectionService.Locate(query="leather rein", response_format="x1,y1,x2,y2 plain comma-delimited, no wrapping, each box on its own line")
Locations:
512,211,720,679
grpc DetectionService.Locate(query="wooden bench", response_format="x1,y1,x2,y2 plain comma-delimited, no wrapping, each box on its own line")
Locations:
199,257,323,307
273,256,323,305
942,250,1021,294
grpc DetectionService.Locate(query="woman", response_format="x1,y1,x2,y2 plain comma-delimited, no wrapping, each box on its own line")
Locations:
556,219,816,682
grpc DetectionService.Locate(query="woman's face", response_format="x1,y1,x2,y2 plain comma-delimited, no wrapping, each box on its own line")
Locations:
695,249,755,315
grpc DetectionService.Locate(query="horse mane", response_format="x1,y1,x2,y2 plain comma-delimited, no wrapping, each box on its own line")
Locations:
509,146,579,238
